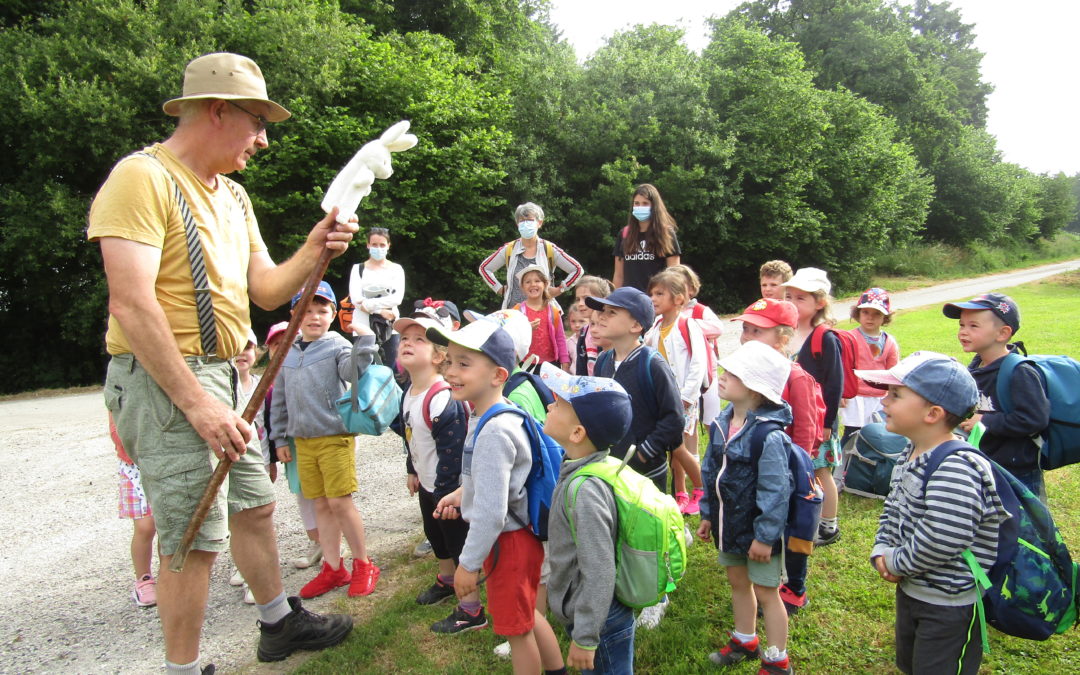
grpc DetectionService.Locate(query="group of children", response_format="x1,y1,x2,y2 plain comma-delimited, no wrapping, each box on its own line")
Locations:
112,212,1054,674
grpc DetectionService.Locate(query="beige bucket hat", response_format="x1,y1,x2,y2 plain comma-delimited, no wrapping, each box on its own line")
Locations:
162,52,291,122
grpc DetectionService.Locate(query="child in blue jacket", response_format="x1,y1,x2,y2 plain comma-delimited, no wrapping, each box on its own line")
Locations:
698,341,795,675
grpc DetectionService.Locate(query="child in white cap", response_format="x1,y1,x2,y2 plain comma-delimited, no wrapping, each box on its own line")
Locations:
698,340,795,675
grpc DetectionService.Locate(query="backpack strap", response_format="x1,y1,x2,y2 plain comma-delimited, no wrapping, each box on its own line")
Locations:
809,324,828,360
637,348,658,413
748,420,786,464
134,151,218,356
691,303,705,320
919,439,981,492
545,240,555,273
677,317,693,357
962,549,993,654
995,351,1026,417
474,402,535,533
422,380,452,431
504,242,513,271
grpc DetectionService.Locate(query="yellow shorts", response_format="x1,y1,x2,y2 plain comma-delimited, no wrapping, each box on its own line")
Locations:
296,434,357,499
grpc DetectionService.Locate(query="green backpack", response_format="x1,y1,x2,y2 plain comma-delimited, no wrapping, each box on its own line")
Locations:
564,451,687,609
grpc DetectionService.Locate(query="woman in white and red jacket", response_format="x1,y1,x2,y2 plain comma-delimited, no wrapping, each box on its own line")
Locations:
478,202,583,309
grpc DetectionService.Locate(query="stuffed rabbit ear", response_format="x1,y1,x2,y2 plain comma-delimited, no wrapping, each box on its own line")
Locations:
381,120,418,153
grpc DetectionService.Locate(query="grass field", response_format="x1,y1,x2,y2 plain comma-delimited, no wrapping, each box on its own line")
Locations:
291,273,1080,674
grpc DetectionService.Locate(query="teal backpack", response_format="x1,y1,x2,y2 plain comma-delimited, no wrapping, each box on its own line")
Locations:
563,450,687,609
923,440,1080,649
996,349,1080,470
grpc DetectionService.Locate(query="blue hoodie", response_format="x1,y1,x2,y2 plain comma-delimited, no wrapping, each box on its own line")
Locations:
700,402,794,554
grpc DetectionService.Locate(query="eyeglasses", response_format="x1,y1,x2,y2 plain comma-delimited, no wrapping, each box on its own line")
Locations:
227,100,268,133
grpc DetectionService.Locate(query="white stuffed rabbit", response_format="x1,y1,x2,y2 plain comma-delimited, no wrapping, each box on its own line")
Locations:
321,120,418,223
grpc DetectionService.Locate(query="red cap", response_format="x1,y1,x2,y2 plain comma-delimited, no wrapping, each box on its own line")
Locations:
735,298,798,328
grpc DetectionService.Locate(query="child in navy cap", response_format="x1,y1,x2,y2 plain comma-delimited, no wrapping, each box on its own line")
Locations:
539,364,636,674
943,293,1049,501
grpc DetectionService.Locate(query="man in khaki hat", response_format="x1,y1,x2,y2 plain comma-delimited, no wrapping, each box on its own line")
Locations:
88,53,357,674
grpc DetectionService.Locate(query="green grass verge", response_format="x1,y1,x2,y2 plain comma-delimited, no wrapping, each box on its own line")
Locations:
294,273,1080,674
869,232,1080,293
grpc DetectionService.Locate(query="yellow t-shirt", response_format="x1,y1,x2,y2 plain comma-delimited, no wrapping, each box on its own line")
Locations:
658,321,674,361
87,144,268,358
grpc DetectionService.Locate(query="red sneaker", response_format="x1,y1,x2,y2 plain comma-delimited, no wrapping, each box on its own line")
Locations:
300,561,351,599
778,584,809,615
348,558,381,597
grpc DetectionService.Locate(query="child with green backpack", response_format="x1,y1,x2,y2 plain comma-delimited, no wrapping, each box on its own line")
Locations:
541,366,639,673
858,352,1010,675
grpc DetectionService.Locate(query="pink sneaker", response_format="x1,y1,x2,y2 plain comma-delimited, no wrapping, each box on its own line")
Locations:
132,574,156,607
674,491,689,511
683,488,705,515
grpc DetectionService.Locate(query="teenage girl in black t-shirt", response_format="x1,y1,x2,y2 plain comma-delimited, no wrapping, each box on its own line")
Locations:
611,183,681,291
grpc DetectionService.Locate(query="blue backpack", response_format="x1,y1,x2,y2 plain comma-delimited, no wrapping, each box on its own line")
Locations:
472,402,565,541
749,421,824,555
997,349,1080,470
923,440,1080,647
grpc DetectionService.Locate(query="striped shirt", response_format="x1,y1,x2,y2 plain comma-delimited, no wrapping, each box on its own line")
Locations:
872,443,1009,606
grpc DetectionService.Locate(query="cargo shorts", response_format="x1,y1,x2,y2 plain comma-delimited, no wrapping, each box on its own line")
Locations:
104,353,276,556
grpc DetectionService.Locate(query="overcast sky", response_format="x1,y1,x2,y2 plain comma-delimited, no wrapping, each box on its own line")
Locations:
548,0,1079,176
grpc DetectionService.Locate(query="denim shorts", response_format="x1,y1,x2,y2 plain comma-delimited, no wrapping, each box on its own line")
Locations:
569,600,635,675
105,353,275,556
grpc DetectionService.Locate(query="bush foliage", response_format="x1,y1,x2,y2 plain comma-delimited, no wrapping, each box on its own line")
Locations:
0,0,1075,391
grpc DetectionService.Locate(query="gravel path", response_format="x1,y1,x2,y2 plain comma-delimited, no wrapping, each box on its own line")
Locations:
1,258,1075,674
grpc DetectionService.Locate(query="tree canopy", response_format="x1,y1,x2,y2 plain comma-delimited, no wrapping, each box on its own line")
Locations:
0,0,1075,392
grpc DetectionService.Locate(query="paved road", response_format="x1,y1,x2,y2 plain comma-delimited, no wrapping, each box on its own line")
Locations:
0,258,1076,673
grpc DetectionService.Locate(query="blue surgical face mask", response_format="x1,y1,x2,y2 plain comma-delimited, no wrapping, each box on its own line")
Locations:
518,220,539,240
368,246,387,261
632,206,652,222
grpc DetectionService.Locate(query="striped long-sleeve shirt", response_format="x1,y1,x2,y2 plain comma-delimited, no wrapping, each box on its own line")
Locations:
871,443,1009,606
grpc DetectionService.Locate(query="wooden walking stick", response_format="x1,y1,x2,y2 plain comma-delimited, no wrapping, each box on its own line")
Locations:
168,120,418,572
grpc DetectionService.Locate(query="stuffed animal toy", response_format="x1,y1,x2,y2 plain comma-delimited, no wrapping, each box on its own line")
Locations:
322,120,418,223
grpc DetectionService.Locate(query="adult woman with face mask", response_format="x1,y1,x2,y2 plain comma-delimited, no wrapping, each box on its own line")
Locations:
612,183,681,291
479,202,584,310
348,227,405,367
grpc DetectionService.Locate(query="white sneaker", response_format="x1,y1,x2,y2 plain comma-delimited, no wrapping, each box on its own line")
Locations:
229,568,244,586
493,641,511,659
242,584,255,605
291,540,324,569
636,595,669,630
684,524,694,549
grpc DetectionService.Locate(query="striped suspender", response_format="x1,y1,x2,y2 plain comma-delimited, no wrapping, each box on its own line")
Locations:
135,152,248,357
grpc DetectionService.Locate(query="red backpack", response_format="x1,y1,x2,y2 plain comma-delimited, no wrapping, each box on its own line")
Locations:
675,317,717,393
810,324,859,400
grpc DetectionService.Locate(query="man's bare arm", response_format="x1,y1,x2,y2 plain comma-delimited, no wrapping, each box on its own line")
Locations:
99,236,251,459
247,208,358,310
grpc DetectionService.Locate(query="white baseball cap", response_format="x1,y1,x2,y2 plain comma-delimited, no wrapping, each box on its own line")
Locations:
782,267,832,295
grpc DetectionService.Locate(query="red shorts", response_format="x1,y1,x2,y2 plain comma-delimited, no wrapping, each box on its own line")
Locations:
483,528,543,636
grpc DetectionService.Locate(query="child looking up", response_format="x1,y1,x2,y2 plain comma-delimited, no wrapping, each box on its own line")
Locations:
645,269,708,515
573,276,613,376
541,366,637,674
783,268,843,547
944,293,1049,501
392,315,485,634
612,184,681,291
841,288,900,445
759,260,793,300
427,321,565,674
699,340,795,675
270,281,380,599
587,287,683,630
859,352,1008,675
513,264,570,372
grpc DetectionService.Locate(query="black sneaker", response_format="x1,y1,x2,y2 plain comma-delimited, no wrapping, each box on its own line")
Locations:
201,666,215,675
430,605,488,634
257,596,354,662
416,578,456,605
815,524,841,547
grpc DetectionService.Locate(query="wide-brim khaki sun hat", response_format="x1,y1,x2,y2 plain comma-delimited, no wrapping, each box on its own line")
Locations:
163,52,291,122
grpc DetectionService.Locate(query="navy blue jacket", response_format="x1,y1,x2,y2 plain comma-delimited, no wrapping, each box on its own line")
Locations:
391,381,470,501
594,345,683,483
796,327,843,430
701,402,794,554
969,345,1050,472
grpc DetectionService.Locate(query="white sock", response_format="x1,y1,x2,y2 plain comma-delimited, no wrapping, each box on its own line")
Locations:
164,658,200,674
763,645,788,662
821,516,838,531
257,591,292,625
733,629,757,643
